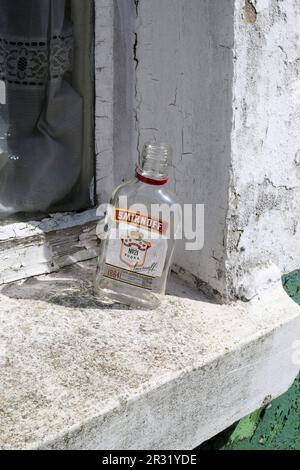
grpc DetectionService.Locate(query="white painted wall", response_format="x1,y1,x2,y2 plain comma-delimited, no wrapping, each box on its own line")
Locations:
94,0,300,299
133,0,235,296
226,0,300,299
95,0,235,295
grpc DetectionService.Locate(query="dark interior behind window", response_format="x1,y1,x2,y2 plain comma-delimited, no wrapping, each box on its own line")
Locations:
0,0,94,219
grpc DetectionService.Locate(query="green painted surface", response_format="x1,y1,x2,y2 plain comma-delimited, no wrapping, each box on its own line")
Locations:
226,408,263,447
223,375,300,450
283,269,300,305
199,269,300,451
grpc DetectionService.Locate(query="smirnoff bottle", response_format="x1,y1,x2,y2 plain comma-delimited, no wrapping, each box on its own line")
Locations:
94,143,181,309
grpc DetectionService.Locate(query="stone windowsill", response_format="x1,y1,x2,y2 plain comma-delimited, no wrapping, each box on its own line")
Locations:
0,260,299,450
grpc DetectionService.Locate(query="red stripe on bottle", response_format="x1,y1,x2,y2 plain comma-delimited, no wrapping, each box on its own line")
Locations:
136,172,168,186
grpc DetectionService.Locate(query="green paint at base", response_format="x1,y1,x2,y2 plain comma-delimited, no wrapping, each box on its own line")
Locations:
223,375,300,450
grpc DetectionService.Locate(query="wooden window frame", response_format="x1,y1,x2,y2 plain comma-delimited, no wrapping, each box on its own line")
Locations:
0,0,101,285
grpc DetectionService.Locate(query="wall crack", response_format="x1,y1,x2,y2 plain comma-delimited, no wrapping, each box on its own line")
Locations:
134,0,139,17
133,32,139,70
263,177,298,192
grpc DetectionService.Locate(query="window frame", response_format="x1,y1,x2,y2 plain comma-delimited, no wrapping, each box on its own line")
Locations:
0,0,100,285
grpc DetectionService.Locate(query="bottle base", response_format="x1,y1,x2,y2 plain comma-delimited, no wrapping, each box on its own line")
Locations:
94,277,161,310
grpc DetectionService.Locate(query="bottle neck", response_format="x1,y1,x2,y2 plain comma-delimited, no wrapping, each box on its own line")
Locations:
136,143,171,186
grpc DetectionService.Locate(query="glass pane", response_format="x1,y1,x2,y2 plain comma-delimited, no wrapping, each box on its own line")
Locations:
0,0,93,219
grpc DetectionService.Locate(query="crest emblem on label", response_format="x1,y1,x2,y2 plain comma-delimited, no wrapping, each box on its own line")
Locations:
120,231,152,268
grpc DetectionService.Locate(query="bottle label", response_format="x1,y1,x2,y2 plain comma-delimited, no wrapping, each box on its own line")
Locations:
104,209,168,289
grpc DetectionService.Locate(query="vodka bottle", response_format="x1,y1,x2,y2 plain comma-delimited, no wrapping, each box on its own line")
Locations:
94,143,181,309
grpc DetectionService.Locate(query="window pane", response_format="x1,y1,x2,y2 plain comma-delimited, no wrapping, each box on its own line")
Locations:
0,0,93,218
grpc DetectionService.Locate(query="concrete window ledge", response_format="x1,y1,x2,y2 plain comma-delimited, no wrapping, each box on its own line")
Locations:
0,260,299,450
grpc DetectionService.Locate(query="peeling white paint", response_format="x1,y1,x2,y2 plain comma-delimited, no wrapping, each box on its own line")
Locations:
0,210,99,284
227,0,300,298
237,263,282,301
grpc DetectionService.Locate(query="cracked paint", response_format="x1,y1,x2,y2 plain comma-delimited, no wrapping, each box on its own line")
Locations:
133,32,139,70
0,210,99,284
225,0,300,299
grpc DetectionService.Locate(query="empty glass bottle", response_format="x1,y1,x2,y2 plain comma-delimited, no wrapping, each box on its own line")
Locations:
94,142,181,309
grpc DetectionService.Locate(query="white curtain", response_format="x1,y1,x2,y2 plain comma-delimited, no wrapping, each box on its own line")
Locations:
0,0,83,216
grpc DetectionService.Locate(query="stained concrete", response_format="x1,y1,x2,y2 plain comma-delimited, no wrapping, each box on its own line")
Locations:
0,260,299,449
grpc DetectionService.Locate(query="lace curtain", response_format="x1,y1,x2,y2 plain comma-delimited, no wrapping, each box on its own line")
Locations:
0,0,83,217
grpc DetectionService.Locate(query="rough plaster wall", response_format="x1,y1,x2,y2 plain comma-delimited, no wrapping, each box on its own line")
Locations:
227,0,300,299
133,0,234,294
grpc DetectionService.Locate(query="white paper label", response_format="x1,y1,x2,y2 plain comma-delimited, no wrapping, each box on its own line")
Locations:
104,209,168,288
0,80,6,105
103,264,155,290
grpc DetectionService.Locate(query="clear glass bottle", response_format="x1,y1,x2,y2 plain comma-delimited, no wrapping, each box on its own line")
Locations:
94,142,181,309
